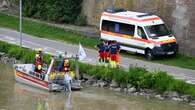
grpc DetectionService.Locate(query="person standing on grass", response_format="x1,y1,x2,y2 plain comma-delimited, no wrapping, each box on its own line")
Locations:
109,40,121,68
103,41,110,67
96,40,108,66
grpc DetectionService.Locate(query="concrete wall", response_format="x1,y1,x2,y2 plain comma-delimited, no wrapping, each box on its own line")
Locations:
82,0,195,56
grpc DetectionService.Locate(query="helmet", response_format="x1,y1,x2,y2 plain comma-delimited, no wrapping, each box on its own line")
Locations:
38,65,42,70
64,59,69,64
35,54,40,58
38,48,43,52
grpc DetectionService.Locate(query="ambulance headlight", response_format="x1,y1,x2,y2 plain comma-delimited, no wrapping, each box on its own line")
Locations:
155,44,161,47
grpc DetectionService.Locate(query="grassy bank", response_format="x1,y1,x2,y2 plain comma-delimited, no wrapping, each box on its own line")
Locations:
1,41,195,97
79,63,195,96
153,54,195,69
0,12,195,70
0,12,98,48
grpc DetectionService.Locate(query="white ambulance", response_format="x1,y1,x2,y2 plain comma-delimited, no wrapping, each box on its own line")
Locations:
100,9,178,60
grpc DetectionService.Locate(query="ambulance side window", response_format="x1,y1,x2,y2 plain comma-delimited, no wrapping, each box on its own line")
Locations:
102,20,115,32
119,23,135,36
102,20,135,36
114,23,119,33
137,26,147,40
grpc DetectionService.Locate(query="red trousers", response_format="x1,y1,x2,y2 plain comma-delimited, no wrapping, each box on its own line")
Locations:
110,54,120,62
99,52,109,59
99,52,104,59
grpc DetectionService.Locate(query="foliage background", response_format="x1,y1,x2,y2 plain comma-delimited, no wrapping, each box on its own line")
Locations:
10,0,84,24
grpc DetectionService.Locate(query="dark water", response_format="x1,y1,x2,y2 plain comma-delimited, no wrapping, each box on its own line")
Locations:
0,64,194,110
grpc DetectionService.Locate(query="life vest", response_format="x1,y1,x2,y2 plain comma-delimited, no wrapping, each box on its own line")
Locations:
35,54,41,63
49,73,55,80
64,59,70,72
35,54,42,70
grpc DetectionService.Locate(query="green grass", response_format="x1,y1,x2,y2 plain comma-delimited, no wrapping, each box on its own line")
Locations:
153,54,195,69
0,12,195,70
0,12,98,48
1,40,195,96
122,51,195,70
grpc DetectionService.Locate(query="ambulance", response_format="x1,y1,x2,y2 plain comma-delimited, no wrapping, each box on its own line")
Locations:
100,8,178,60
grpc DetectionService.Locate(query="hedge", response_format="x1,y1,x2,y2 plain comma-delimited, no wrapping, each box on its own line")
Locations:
0,41,51,64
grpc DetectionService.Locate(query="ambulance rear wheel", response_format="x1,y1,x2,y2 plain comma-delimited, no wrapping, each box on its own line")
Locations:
145,49,153,61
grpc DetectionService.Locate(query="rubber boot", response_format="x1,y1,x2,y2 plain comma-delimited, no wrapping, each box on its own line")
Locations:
110,60,114,68
98,58,103,66
113,61,117,68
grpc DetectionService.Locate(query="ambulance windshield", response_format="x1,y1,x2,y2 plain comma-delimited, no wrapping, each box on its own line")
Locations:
144,24,171,38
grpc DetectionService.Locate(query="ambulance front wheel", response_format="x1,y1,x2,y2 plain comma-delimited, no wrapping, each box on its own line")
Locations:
145,49,154,61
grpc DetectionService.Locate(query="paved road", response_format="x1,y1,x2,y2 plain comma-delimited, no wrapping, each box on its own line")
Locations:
0,27,195,84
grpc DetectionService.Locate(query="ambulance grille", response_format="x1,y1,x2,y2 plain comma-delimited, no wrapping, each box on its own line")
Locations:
161,42,177,52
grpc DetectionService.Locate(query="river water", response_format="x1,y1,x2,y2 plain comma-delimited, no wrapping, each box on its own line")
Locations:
0,64,194,110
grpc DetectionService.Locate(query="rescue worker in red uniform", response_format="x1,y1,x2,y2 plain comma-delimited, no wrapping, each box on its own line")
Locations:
35,54,42,73
34,48,43,74
64,58,70,73
103,41,110,66
96,40,109,66
38,48,43,63
109,40,121,68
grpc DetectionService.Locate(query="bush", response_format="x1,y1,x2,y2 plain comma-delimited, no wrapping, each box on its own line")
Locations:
186,85,195,97
22,51,35,63
0,42,10,53
7,47,24,59
0,41,51,63
22,0,83,24
126,67,148,89
169,80,190,94
139,73,155,89
153,71,174,93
